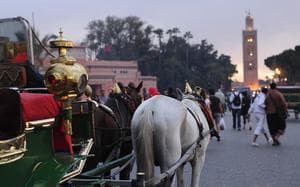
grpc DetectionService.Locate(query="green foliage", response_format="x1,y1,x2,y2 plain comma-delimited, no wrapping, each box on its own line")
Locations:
265,46,300,84
85,16,237,91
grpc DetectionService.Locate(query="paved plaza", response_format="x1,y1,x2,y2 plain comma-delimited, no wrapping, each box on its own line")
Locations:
130,111,300,187
195,112,300,187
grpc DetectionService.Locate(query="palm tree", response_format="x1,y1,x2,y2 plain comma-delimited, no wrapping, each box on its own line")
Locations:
184,31,193,66
153,28,164,65
166,27,180,40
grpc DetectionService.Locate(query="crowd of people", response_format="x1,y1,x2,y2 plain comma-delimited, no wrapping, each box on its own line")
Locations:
84,81,287,147
228,82,288,147
152,82,288,147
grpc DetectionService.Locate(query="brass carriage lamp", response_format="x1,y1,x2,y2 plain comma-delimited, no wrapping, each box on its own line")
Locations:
44,29,88,135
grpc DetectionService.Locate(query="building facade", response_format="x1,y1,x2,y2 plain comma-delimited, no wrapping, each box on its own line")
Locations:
242,13,259,90
67,46,157,97
82,60,157,97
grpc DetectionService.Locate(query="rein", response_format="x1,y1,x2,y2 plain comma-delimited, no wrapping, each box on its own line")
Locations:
145,128,211,186
97,93,136,153
186,107,204,141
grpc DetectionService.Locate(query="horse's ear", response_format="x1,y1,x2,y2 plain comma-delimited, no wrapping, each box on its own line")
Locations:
176,88,183,101
135,81,143,92
112,83,122,94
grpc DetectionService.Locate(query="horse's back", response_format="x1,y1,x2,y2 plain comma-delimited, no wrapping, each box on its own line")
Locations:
132,95,201,173
132,95,186,131
132,95,211,185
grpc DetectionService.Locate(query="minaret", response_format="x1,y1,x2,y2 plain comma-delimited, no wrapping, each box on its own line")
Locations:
242,12,258,90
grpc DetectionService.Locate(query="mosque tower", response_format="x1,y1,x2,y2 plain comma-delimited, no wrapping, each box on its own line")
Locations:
242,12,258,90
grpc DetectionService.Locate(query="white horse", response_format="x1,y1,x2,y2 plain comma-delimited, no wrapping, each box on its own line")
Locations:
131,94,210,187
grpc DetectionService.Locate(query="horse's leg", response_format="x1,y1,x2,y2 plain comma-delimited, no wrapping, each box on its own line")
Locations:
176,165,184,187
190,139,209,187
158,136,181,187
119,142,132,180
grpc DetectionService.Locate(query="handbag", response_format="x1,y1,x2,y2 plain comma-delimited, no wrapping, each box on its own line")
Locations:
218,117,226,130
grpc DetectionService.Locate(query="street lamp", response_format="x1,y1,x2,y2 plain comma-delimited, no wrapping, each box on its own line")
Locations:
275,68,281,76
274,68,282,84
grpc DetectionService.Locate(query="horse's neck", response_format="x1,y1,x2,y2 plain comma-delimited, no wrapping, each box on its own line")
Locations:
106,97,131,128
182,98,209,129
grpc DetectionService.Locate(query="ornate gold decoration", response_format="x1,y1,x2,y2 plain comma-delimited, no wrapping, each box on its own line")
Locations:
185,81,193,94
44,29,88,135
50,29,76,65
0,65,26,87
0,134,26,165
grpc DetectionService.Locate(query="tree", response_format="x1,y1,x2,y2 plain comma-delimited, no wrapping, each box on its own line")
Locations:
184,31,193,66
265,46,300,84
85,16,237,91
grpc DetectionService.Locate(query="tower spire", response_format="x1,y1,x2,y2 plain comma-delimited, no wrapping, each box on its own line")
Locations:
242,13,258,90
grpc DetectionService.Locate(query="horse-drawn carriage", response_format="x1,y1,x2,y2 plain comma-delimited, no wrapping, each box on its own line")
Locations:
0,17,144,187
0,17,213,187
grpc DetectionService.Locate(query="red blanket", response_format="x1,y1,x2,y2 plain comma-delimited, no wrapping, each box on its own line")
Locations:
20,93,73,154
20,93,61,121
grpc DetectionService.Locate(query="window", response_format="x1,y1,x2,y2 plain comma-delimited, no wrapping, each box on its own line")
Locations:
249,62,254,70
119,69,128,75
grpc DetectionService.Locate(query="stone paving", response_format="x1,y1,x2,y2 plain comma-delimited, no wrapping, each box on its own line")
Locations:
192,112,300,187
130,111,300,187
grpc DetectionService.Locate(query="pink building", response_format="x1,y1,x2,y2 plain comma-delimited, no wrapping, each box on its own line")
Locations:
42,45,157,97
81,60,157,97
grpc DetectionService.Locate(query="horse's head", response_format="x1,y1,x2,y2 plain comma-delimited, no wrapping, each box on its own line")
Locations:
104,81,143,127
176,83,207,103
176,86,197,101
124,81,143,110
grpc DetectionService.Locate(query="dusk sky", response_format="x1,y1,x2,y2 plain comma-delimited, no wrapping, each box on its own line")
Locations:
2,0,300,81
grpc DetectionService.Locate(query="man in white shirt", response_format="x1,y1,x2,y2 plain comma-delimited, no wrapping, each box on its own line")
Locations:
249,87,272,146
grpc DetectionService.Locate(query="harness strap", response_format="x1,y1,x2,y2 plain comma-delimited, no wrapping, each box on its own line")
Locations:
98,103,120,128
186,107,204,141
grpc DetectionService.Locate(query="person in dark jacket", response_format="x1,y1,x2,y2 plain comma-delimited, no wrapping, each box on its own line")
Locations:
241,91,252,130
165,87,177,99
209,88,223,141
265,82,288,146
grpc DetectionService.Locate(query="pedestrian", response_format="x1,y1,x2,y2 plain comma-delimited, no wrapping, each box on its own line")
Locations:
209,88,223,140
241,91,252,130
215,88,226,111
200,88,210,108
99,89,108,104
229,89,243,130
265,82,288,146
194,86,220,141
249,87,272,146
166,87,177,99
147,86,160,98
